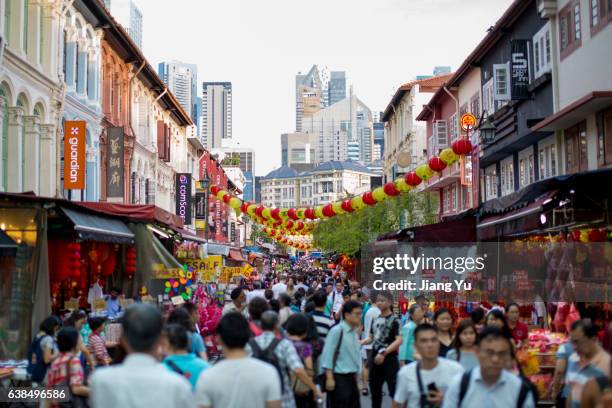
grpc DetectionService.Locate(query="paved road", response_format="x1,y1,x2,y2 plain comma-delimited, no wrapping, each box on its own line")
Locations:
360,393,393,408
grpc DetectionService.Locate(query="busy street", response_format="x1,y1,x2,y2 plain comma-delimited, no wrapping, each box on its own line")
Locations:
1,0,612,407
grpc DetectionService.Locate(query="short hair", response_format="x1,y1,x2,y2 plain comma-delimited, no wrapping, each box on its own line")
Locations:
571,319,599,338
476,325,512,346
264,289,274,300
230,287,243,301
269,299,280,313
377,291,394,302
39,316,61,336
167,307,194,332
408,303,421,316
506,302,520,313
415,294,427,302
470,307,485,324
216,313,251,349
122,304,163,352
65,310,87,327
56,327,79,352
182,302,198,315
285,313,309,337
110,287,121,294
278,293,291,307
304,300,315,314
414,323,437,340
253,281,262,290
260,310,279,331
312,290,328,308
88,317,106,332
164,323,189,351
248,297,269,320
341,300,362,319
434,308,452,322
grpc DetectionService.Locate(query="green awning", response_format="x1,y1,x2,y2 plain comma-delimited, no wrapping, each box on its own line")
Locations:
61,207,135,244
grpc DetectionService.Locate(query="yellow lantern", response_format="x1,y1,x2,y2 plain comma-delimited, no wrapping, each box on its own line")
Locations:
395,177,412,192
332,202,345,215
415,164,434,181
314,205,325,219
228,197,242,209
439,148,460,166
351,195,365,210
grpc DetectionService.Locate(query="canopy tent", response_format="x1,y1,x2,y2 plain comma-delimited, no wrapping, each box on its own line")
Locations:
61,207,135,244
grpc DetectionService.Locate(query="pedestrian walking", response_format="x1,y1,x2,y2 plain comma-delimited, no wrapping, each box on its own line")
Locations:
311,290,335,340
87,317,111,367
441,326,536,408
195,312,282,408
434,308,454,357
361,291,402,408
446,319,479,371
398,303,423,366
506,303,528,347
248,297,270,337
393,323,463,408
248,311,322,408
168,307,208,360
27,316,61,385
286,314,316,408
321,300,363,408
89,303,193,408
360,291,380,396
162,323,211,390
223,287,247,316
279,293,294,326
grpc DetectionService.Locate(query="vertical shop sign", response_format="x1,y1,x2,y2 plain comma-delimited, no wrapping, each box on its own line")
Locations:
510,39,530,100
63,121,86,189
175,173,192,224
106,127,124,199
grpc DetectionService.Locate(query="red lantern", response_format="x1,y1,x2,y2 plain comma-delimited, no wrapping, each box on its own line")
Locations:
222,194,232,204
383,182,400,197
241,201,250,213
295,221,304,231
362,191,377,206
255,205,265,217
287,208,299,220
322,204,336,217
452,139,473,155
405,171,422,186
341,199,354,213
285,220,294,229
304,208,316,219
210,186,221,195
428,156,447,172
271,208,281,220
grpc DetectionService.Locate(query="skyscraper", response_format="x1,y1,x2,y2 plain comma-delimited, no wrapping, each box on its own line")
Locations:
328,71,346,106
104,0,143,49
201,82,232,150
158,61,199,131
295,65,325,132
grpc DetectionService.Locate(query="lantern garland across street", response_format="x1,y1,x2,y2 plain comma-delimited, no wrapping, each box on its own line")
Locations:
209,139,473,246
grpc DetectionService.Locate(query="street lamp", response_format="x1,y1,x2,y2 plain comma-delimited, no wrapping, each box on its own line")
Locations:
478,120,497,145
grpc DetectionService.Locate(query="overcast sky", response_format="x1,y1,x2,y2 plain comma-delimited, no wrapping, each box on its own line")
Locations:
138,0,513,176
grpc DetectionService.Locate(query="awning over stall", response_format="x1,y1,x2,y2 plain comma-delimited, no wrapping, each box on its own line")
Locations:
0,229,17,248
61,207,135,244
207,243,231,256
229,248,245,262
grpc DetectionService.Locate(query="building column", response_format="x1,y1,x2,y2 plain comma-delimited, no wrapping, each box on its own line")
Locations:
86,141,97,201
87,52,97,102
27,0,42,66
7,106,24,192
0,97,6,192
76,41,88,96
64,39,77,90
23,115,40,194
8,0,25,53
39,123,55,197
41,2,61,78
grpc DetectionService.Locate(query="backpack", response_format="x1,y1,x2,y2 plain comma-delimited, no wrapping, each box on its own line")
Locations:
249,338,287,392
458,369,537,408
27,335,50,383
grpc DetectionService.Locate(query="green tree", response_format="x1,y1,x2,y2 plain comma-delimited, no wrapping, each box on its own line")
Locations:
312,191,439,256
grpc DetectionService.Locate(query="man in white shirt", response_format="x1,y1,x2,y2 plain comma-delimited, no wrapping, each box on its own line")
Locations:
442,326,536,408
246,281,267,304
393,323,464,408
328,281,345,320
272,277,287,299
361,293,381,393
90,304,194,408
196,313,282,408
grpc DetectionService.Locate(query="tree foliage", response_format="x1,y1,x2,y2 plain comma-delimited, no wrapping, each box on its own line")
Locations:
312,191,439,256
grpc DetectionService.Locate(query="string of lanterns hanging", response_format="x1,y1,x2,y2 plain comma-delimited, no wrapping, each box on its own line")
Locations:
209,139,473,246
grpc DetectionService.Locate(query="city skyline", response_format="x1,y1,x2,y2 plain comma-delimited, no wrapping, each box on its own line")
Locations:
134,0,514,176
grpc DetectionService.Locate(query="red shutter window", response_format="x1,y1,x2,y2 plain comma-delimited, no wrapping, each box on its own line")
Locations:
157,120,165,159
164,124,170,162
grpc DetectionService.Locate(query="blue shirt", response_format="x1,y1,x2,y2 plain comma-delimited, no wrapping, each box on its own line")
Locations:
398,321,417,362
556,341,574,398
163,353,211,390
320,321,361,374
106,297,121,319
188,331,206,356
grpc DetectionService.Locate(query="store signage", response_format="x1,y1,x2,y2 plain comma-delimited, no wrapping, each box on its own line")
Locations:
460,113,476,132
152,264,181,279
64,300,78,311
106,127,124,198
510,39,530,100
175,173,192,224
92,299,106,311
195,190,207,226
63,121,86,189
183,256,223,282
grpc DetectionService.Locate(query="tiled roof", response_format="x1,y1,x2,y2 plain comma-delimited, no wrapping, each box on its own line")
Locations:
307,160,375,174
263,166,299,179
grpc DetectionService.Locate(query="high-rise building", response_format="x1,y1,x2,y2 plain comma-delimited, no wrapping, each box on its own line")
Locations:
158,61,198,129
281,133,316,168
347,141,360,162
104,0,143,49
295,65,325,131
201,82,232,150
328,71,346,106
372,121,385,161
211,144,255,202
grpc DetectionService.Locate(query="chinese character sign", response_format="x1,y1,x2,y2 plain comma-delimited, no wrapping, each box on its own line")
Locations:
175,173,192,224
510,40,530,100
63,121,86,189
106,127,125,199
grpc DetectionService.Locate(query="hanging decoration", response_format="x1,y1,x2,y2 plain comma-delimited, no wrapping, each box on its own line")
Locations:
164,265,194,300
125,246,137,278
207,138,473,246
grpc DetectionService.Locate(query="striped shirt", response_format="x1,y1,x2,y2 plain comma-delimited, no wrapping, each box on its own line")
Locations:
88,333,110,366
566,348,611,408
312,310,335,339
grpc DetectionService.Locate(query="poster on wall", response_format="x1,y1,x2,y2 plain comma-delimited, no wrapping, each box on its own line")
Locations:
510,39,530,100
175,173,192,224
63,121,86,189
106,127,124,199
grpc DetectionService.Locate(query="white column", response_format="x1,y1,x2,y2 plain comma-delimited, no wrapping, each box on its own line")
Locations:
0,97,5,191
26,0,42,66
41,2,61,78
7,106,24,192
39,123,55,197
23,115,40,193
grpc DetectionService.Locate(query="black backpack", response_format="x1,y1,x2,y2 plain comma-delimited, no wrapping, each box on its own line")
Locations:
458,369,537,408
249,338,287,392
27,335,50,383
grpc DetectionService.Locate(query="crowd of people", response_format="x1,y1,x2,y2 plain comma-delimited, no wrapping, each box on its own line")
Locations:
25,266,612,408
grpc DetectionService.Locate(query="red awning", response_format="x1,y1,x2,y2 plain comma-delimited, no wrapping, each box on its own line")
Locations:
76,202,184,229
531,91,612,132
229,248,245,262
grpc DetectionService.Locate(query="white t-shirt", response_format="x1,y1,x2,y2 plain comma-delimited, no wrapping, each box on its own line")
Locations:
195,357,281,408
394,358,464,407
272,282,287,299
362,305,381,350
246,289,266,304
